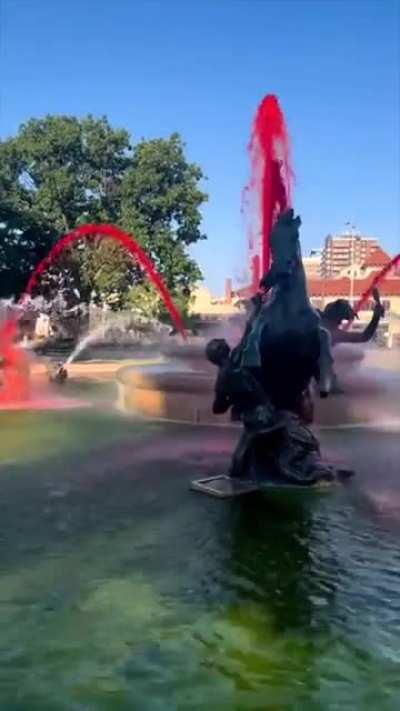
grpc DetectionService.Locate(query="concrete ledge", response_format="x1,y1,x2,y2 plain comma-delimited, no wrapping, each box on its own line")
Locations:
116,367,230,424
116,362,400,429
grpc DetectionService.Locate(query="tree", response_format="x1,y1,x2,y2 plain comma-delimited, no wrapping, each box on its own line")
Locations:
0,117,207,315
75,238,137,305
0,202,56,298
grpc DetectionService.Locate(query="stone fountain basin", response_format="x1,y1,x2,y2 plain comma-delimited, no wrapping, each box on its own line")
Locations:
160,341,214,373
116,366,227,424
116,343,400,428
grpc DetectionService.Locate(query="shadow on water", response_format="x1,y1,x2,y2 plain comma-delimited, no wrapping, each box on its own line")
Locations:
226,495,332,630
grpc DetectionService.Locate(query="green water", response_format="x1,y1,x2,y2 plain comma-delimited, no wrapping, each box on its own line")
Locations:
0,404,399,710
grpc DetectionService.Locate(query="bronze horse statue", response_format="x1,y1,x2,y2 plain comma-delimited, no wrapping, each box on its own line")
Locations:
206,210,340,486
241,209,334,411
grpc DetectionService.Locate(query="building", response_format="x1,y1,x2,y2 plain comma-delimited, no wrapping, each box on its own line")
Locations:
189,280,242,318
303,249,322,279
335,246,390,277
320,232,379,278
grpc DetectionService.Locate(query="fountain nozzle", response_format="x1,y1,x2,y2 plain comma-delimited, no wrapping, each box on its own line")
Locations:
48,361,68,385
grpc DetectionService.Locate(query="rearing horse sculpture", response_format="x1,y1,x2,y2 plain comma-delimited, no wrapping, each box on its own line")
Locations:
241,208,334,412
206,209,337,485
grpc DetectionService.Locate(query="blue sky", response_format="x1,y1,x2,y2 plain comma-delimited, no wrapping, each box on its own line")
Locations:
1,0,399,292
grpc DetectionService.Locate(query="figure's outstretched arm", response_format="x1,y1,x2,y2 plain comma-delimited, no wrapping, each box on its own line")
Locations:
336,291,384,344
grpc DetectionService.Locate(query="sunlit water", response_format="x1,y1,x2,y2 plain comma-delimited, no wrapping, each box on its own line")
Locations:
0,387,399,709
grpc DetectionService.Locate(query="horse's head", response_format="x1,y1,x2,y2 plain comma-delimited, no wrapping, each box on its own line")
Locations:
260,209,302,290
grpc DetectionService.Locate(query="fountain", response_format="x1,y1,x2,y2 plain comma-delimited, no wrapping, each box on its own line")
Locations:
116,96,400,433
0,224,185,411
116,95,293,423
1,99,400,711
2,100,398,425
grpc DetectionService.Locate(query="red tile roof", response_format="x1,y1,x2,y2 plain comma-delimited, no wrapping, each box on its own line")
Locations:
235,273,400,300
234,252,400,301
307,274,400,297
361,247,391,269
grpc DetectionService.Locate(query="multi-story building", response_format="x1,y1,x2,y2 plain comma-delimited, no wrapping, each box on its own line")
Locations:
321,233,380,278
320,232,379,278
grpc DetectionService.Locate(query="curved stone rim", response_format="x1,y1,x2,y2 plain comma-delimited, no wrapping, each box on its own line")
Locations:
115,363,395,428
116,365,214,394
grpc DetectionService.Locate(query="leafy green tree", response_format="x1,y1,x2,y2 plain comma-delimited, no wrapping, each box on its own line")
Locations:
74,238,137,305
0,117,207,313
0,202,55,298
4,114,130,230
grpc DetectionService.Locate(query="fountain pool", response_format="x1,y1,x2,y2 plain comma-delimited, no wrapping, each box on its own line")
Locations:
0,380,399,709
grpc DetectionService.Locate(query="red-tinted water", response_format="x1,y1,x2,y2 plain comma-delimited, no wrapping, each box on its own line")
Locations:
245,95,293,284
0,396,91,411
0,320,30,403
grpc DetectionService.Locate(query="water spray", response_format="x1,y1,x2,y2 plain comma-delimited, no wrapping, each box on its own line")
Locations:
244,94,293,290
23,223,187,338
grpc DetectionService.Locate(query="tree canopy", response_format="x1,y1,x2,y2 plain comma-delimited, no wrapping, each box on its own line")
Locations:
0,115,207,314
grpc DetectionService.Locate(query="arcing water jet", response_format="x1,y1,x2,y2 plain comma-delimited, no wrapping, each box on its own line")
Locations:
0,224,186,404
23,224,186,336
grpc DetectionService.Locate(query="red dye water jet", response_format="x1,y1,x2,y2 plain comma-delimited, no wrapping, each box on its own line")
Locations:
342,252,400,332
23,223,187,337
353,253,400,315
245,95,294,289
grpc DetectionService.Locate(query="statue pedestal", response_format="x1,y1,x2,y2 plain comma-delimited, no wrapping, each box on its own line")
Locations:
190,475,260,498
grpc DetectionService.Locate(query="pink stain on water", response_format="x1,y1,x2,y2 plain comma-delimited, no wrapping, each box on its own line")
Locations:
245,95,294,286
0,397,91,411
